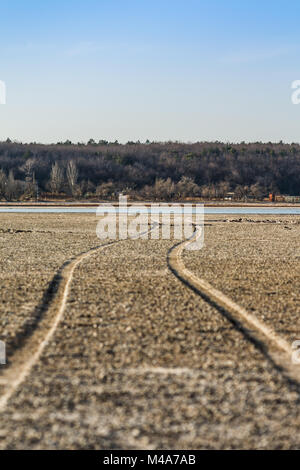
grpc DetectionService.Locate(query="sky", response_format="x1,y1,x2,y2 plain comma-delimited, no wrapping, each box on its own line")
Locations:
1,0,300,143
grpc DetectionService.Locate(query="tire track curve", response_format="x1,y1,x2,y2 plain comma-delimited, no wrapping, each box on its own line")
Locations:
0,222,158,412
167,225,300,385
0,241,120,412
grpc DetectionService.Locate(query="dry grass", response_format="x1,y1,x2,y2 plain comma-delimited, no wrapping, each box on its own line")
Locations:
0,214,99,357
0,214,300,449
184,215,300,344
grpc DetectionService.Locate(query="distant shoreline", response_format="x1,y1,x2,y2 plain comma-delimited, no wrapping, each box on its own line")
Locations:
0,200,300,208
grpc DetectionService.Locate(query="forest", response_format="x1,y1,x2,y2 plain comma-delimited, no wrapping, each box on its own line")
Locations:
0,139,299,201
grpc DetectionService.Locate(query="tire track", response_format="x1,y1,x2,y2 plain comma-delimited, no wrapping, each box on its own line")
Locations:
0,241,121,412
167,225,300,385
0,222,158,412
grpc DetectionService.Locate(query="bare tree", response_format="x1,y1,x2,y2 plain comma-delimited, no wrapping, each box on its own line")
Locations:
0,169,7,200
235,185,249,201
20,158,35,181
96,181,115,199
153,178,175,200
200,185,210,199
216,181,230,199
5,170,18,201
66,160,78,196
50,162,64,194
20,158,36,197
201,185,217,199
250,183,265,200
176,176,200,199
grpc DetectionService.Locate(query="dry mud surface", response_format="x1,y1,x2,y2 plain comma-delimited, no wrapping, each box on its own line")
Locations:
0,213,300,449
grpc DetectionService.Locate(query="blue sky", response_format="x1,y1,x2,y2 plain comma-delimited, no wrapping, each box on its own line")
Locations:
1,0,300,143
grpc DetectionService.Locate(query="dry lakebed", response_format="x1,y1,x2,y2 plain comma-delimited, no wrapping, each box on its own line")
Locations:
0,213,300,449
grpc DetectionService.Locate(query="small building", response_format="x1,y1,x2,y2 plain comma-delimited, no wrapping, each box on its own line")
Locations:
225,192,235,201
273,194,300,203
269,193,276,202
283,195,300,203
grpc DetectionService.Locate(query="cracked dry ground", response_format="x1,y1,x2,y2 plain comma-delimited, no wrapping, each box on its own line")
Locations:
1,213,300,449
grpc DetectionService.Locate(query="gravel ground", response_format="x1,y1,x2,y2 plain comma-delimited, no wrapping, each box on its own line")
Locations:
184,215,300,345
0,214,101,359
0,214,300,449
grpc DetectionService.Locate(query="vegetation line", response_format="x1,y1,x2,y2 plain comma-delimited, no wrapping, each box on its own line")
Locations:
1,141,299,202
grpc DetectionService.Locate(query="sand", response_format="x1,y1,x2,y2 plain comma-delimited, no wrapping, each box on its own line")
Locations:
0,214,300,449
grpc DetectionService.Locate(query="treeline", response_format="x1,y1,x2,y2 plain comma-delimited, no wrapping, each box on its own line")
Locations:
0,139,300,201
